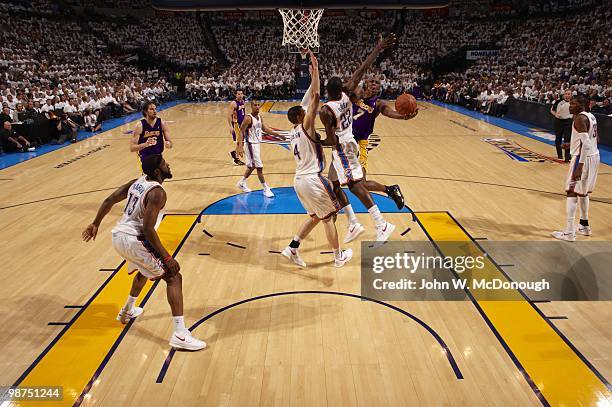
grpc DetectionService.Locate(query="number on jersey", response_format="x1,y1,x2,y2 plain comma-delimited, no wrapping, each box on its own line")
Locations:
293,144,301,160
340,110,351,130
125,192,138,216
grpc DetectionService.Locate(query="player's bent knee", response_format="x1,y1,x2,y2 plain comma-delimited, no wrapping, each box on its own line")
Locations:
163,271,182,284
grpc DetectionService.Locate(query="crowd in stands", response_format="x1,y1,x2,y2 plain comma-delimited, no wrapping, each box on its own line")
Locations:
431,4,611,116
0,8,176,154
203,15,296,100
192,12,433,101
448,0,601,19
397,16,509,66
1,0,610,155
89,15,213,68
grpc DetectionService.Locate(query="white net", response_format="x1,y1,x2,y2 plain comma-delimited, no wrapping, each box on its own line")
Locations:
278,8,324,53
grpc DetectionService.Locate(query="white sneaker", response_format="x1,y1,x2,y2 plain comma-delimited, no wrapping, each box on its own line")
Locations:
169,330,207,351
116,307,143,324
577,225,592,236
376,222,396,242
263,187,275,198
344,223,365,244
281,246,307,267
334,249,353,267
551,230,576,242
236,180,251,193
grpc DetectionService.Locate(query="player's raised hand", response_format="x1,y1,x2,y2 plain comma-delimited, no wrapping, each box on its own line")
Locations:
376,33,396,51
82,223,98,242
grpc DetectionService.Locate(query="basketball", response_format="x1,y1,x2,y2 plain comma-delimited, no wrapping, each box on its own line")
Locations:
395,93,418,115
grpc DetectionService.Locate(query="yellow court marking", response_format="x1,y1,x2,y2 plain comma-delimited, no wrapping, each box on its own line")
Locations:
260,101,274,113
416,212,611,406
15,215,197,407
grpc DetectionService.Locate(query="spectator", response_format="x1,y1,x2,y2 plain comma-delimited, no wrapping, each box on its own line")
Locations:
1,121,34,152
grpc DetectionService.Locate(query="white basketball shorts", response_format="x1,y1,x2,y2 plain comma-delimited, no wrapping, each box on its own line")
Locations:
112,232,166,280
294,173,340,219
565,153,599,195
245,142,263,168
329,137,364,185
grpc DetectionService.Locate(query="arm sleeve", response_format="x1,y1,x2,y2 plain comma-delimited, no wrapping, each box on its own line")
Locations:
576,132,589,163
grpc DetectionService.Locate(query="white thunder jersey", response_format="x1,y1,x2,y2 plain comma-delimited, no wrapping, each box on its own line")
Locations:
112,176,164,236
246,113,262,143
324,92,353,142
290,124,325,175
570,112,599,157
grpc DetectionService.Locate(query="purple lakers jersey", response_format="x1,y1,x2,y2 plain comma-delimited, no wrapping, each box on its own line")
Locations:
233,99,246,126
138,117,164,159
352,96,380,141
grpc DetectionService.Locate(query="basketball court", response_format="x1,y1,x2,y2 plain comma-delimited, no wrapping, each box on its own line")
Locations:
1,100,611,406
1,1,611,406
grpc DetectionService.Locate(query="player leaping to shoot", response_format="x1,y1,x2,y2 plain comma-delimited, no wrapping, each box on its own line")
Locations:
319,33,398,243
282,50,352,268
82,154,206,351
353,76,418,195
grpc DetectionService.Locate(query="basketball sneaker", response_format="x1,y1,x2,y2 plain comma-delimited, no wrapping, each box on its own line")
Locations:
169,330,207,351
334,248,353,267
116,307,143,324
344,223,365,243
386,185,405,210
281,247,306,267
376,222,396,242
263,187,275,198
551,230,576,242
577,225,592,236
235,159,245,166
236,180,251,193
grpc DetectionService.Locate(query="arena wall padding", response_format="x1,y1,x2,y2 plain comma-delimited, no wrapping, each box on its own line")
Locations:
506,98,612,148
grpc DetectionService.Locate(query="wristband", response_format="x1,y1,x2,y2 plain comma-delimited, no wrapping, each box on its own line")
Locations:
163,255,173,263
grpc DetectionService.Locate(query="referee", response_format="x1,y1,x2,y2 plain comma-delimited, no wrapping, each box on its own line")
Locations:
550,89,573,162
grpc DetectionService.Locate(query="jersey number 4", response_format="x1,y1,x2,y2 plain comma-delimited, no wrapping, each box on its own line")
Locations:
293,144,301,160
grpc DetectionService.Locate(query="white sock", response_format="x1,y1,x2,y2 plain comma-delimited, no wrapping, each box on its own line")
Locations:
262,182,270,189
565,197,578,233
344,204,358,225
173,316,186,333
123,295,137,312
579,196,589,223
368,205,385,228
333,248,341,259
294,235,302,243
240,177,247,184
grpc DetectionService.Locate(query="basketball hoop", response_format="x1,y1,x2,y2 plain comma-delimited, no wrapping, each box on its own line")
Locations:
278,8,324,54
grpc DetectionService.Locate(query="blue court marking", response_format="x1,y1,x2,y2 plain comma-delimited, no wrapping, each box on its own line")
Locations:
428,100,612,165
270,110,289,115
202,186,411,216
0,99,185,170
